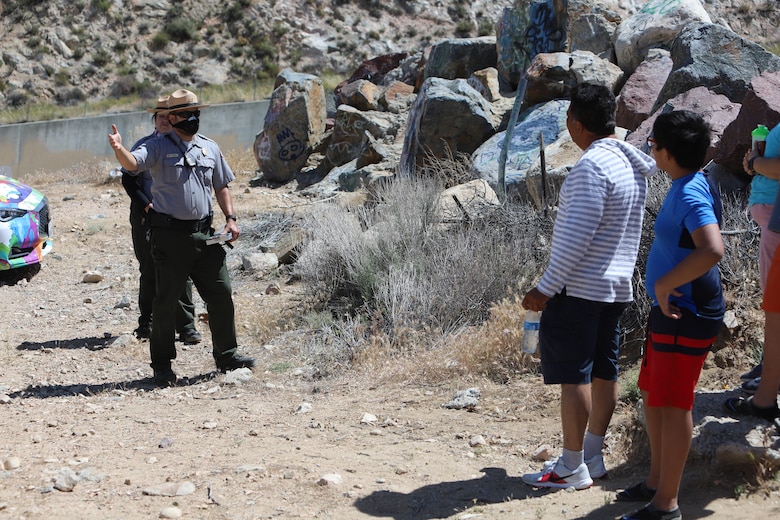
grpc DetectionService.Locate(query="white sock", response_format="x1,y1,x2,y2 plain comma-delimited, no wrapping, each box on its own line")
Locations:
583,431,604,460
561,448,584,471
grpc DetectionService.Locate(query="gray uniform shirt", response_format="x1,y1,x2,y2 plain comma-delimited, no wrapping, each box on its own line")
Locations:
131,132,234,221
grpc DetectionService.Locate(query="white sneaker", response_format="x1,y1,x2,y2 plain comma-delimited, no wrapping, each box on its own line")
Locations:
542,454,608,480
522,459,593,490
585,453,608,479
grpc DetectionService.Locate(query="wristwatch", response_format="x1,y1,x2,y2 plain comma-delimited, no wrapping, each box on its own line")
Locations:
748,156,757,174
226,214,237,222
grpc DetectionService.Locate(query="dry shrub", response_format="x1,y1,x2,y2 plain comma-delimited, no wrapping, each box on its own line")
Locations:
223,148,257,176
450,293,540,383
295,172,552,339
23,159,113,187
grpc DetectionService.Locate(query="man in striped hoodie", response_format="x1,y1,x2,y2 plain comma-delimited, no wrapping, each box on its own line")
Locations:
521,82,656,490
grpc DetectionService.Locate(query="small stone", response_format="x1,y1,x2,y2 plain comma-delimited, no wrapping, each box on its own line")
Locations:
159,438,174,449
360,413,377,424
265,283,281,295
224,368,252,384
3,457,21,470
203,421,218,429
0,394,10,404
532,445,553,462
469,435,486,447
143,481,196,496
295,402,313,414
318,473,343,486
81,271,103,283
160,506,182,519
53,467,80,492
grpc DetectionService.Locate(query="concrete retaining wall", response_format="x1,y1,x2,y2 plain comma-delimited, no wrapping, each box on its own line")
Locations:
0,100,269,178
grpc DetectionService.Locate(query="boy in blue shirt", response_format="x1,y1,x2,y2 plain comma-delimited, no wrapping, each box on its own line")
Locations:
619,110,725,520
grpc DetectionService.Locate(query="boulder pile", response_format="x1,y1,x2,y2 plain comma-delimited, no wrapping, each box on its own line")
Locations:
252,0,780,206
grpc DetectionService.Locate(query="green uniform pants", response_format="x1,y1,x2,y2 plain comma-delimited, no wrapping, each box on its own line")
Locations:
149,226,237,369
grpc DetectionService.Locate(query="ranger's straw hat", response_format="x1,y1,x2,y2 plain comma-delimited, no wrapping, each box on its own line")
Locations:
165,89,210,112
145,95,170,113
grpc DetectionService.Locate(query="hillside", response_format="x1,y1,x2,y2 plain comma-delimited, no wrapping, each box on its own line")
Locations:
1,0,779,116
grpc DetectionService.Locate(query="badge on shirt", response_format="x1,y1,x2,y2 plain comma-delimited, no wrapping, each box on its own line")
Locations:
166,153,179,159
202,148,208,156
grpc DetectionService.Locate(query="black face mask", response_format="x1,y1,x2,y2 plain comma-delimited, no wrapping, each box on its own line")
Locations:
172,115,200,135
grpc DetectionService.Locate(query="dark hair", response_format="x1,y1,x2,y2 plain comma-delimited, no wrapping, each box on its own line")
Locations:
569,83,616,135
652,110,711,171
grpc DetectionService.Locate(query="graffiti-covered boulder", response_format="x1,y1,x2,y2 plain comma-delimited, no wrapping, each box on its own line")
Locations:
613,0,710,74
495,0,568,92
471,98,569,202
326,105,402,168
254,69,327,182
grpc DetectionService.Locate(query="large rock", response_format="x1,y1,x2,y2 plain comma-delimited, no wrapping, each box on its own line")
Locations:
377,81,416,113
626,86,741,169
525,50,624,104
526,126,629,209
471,99,569,202
398,78,496,175
435,179,500,225
423,37,498,82
569,12,617,62
254,69,327,183
334,80,379,112
468,68,502,103
654,22,780,112
715,71,780,173
616,50,673,131
326,105,403,168
613,0,710,73
495,0,569,91
336,52,410,96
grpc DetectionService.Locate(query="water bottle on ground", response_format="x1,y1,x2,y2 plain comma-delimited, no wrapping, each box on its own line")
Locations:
521,310,541,354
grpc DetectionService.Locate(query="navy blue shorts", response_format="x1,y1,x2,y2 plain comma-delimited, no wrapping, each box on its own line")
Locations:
539,291,627,385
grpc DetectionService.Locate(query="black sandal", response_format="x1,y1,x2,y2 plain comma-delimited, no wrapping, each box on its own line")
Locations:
723,396,780,422
616,481,656,502
620,505,681,520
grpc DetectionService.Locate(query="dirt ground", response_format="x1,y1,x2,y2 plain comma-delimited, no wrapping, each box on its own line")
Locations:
1,168,780,520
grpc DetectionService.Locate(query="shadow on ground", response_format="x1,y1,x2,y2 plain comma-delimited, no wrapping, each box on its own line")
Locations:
7,372,217,399
16,335,118,351
353,463,743,519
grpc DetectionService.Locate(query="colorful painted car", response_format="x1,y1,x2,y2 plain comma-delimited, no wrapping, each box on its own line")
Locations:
0,175,53,270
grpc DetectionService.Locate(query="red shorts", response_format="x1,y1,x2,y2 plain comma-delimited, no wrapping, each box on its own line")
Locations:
763,252,780,314
637,307,720,410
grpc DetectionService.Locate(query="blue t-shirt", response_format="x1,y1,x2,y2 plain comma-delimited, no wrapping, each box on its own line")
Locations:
646,172,725,319
749,123,780,206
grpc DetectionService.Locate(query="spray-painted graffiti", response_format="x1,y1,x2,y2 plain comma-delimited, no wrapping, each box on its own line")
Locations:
496,0,567,90
255,132,271,161
640,0,685,16
276,128,304,162
474,99,569,179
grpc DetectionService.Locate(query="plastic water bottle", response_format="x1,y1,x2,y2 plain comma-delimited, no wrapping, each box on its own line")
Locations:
521,310,541,354
752,124,769,155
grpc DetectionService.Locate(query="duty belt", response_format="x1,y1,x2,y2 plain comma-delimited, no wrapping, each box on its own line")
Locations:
149,212,212,233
